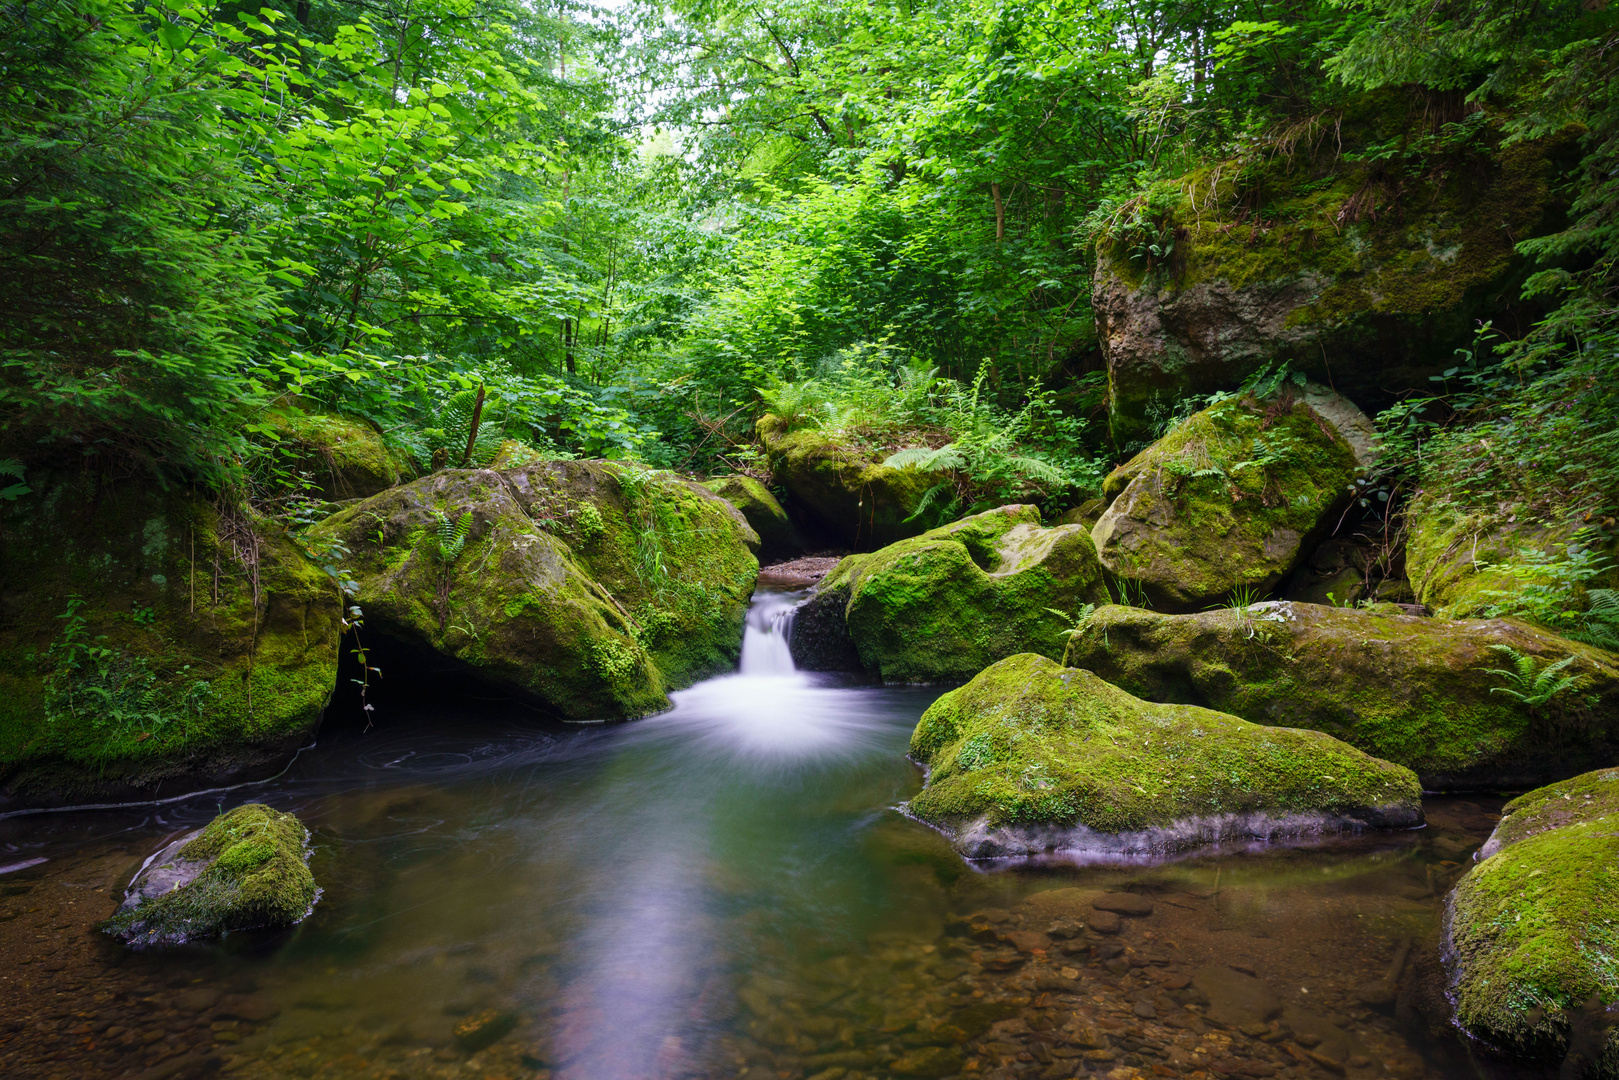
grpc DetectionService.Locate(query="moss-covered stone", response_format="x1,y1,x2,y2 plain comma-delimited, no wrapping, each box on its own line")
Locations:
1090,390,1364,611
906,653,1422,860
1096,98,1576,446
1063,602,1619,788
263,405,413,499
309,461,759,721
757,416,935,551
804,505,1109,682
702,475,800,561
0,473,341,810
1444,769,1619,1072
102,803,318,946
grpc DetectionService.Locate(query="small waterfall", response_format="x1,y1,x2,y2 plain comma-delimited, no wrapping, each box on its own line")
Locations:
738,591,799,675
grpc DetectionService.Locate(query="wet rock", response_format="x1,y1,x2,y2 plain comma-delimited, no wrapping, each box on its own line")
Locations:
101,804,317,946
1088,911,1122,935
1064,601,1619,788
453,1008,516,1052
788,584,864,672
758,416,934,550
806,505,1109,682
1194,967,1282,1029
1092,894,1154,917
703,475,802,562
907,653,1423,859
1090,387,1369,611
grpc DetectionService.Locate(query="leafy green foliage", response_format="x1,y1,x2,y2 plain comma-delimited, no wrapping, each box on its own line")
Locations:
431,511,474,563
1484,645,1591,707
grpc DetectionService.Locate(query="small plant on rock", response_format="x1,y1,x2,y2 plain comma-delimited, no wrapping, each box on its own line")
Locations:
1484,645,1592,707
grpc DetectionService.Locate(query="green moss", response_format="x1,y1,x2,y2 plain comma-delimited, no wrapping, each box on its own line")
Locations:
1064,602,1619,788
101,803,318,945
1092,395,1360,610
757,419,935,551
703,475,795,559
1448,769,1619,1065
263,405,412,498
907,653,1421,850
815,505,1109,682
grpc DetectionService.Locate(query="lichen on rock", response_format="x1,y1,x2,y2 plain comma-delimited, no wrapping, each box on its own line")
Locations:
1090,388,1365,611
801,504,1109,682
102,803,318,946
757,415,935,550
1444,769,1619,1071
1062,601,1619,788
906,653,1423,860
308,461,759,721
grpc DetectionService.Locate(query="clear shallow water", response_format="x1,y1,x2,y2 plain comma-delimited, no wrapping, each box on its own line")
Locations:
0,592,1550,1080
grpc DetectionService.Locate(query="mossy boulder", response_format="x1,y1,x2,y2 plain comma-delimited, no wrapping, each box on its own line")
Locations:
1095,96,1575,446
263,405,413,499
757,416,934,550
308,462,759,721
1063,602,1619,788
798,505,1109,682
102,803,318,946
0,473,341,810
906,653,1422,860
1445,768,1619,1072
1090,389,1367,611
702,475,802,561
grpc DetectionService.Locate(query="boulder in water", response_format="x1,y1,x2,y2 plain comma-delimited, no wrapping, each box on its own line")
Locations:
102,803,318,946
1063,601,1619,788
906,653,1422,860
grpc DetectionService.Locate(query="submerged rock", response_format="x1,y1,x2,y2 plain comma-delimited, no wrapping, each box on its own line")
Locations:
0,471,341,809
102,803,318,946
757,416,934,550
1091,388,1368,612
1063,601,1619,788
309,461,758,721
263,405,414,499
906,653,1421,860
702,475,802,561
797,505,1109,682
1445,769,1619,1072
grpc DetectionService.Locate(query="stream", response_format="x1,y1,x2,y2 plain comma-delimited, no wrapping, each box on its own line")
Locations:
0,590,1538,1080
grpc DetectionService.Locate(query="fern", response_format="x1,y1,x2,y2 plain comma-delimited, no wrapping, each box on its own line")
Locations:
0,458,29,502
1045,603,1098,640
884,444,967,472
903,480,961,525
758,378,827,429
434,389,502,468
432,510,474,563
1483,645,1591,706
1564,589,1619,652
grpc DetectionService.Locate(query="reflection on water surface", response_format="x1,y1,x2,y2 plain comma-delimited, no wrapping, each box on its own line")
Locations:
0,592,1544,1079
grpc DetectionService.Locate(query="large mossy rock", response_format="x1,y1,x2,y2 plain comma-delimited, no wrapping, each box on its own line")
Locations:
0,473,341,809
103,803,318,946
263,405,413,499
1090,389,1367,611
1445,769,1619,1073
757,416,934,550
906,653,1422,860
795,505,1108,682
1094,95,1574,447
309,462,759,721
702,475,802,562
1063,602,1619,788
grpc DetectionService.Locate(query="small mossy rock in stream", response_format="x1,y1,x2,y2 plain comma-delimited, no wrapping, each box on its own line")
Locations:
1062,602,1619,788
263,404,413,499
702,475,801,561
1095,94,1575,447
906,653,1422,860
0,472,341,810
805,505,1109,682
757,415,934,551
102,803,318,946
1444,769,1619,1072
309,462,759,721
1090,389,1366,611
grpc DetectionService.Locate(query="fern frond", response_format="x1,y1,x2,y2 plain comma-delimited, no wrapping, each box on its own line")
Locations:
884,444,965,472
1004,454,1065,484
432,510,473,562
904,480,960,525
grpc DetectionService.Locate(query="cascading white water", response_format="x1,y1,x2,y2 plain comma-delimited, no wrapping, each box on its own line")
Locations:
737,590,799,675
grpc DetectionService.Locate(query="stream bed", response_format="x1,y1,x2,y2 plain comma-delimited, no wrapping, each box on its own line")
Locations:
0,592,1537,1079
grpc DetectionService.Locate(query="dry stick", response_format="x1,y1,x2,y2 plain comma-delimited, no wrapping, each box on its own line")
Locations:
460,383,487,468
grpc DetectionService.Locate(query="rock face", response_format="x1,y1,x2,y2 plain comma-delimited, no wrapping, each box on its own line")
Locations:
264,405,412,499
0,472,341,809
1063,602,1619,788
309,462,759,721
1090,389,1366,611
794,505,1109,682
1094,99,1573,446
757,416,934,550
906,653,1422,860
702,475,802,562
1445,769,1619,1072
102,803,318,946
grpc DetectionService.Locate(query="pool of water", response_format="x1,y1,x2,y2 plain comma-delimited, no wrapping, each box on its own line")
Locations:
0,592,1549,1079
